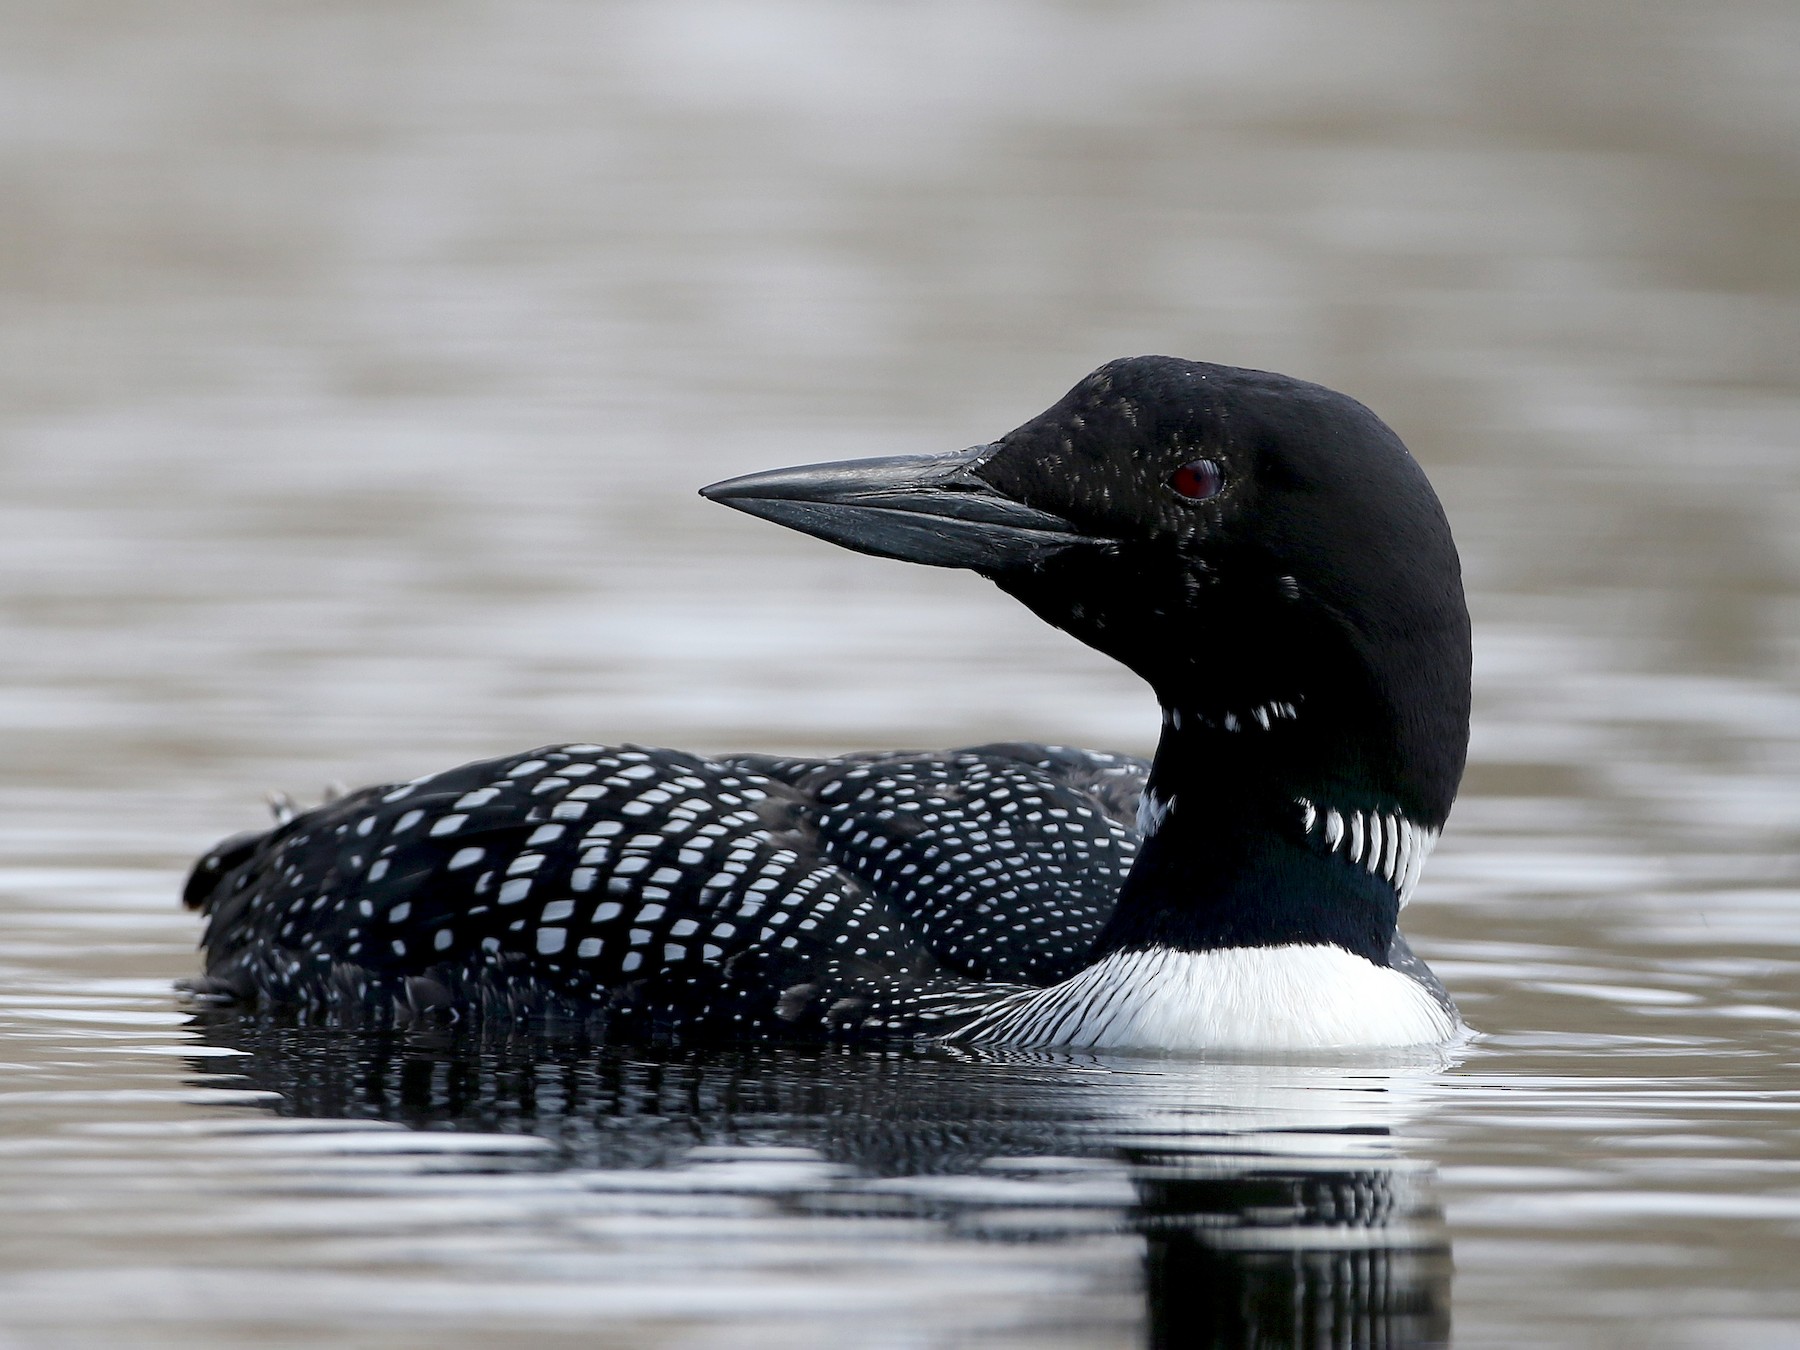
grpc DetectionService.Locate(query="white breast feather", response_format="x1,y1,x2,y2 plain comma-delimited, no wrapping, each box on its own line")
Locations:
948,944,1461,1051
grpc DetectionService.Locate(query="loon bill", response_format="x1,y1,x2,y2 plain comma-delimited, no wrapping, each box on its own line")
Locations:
184,356,1472,1050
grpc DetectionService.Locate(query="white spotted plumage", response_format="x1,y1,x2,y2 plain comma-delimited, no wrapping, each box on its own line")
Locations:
186,742,1147,1031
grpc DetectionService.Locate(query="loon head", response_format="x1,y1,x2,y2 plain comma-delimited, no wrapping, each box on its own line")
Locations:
703,356,1471,838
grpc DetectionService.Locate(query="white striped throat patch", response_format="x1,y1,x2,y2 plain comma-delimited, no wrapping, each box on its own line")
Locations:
1294,798,1438,908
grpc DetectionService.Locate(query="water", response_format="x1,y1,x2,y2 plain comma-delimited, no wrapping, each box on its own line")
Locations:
2,2,1798,1345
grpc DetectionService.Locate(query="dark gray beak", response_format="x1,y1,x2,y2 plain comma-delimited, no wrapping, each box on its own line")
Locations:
700,445,1103,572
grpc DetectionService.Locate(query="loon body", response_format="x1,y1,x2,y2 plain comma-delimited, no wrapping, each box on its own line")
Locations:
185,357,1471,1049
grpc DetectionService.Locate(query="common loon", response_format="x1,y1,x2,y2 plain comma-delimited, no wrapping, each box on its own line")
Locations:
183,356,1471,1050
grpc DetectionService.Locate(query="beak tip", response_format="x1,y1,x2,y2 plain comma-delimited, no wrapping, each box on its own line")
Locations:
698,477,751,508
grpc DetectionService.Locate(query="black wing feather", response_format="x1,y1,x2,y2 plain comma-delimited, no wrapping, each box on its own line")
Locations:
185,741,1149,1039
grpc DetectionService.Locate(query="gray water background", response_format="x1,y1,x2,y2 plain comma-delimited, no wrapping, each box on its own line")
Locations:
1,2,1798,1345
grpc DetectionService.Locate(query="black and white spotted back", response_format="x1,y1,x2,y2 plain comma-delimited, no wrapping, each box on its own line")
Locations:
185,741,1148,1039
744,745,1144,983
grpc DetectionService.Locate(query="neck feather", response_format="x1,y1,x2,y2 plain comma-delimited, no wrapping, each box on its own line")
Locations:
1095,710,1438,965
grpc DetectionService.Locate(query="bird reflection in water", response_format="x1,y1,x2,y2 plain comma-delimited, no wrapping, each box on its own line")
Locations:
185,1015,1452,1348
1134,1147,1448,1347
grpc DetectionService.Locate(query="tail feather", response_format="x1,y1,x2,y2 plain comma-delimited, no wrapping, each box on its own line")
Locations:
182,828,270,913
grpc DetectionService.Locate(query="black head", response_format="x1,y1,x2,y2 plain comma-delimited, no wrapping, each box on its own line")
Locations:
703,357,1471,827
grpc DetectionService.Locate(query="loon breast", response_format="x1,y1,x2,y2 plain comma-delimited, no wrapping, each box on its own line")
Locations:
933,946,1460,1051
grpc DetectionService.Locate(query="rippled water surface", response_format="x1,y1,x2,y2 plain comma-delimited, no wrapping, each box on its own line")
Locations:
2,3,1798,1346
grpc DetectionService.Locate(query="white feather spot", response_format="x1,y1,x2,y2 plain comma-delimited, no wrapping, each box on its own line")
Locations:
1135,789,1175,838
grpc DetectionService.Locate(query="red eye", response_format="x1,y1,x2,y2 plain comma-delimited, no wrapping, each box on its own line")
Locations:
1168,458,1224,501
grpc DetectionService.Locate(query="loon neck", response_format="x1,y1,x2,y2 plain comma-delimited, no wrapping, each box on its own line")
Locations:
1094,704,1440,965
